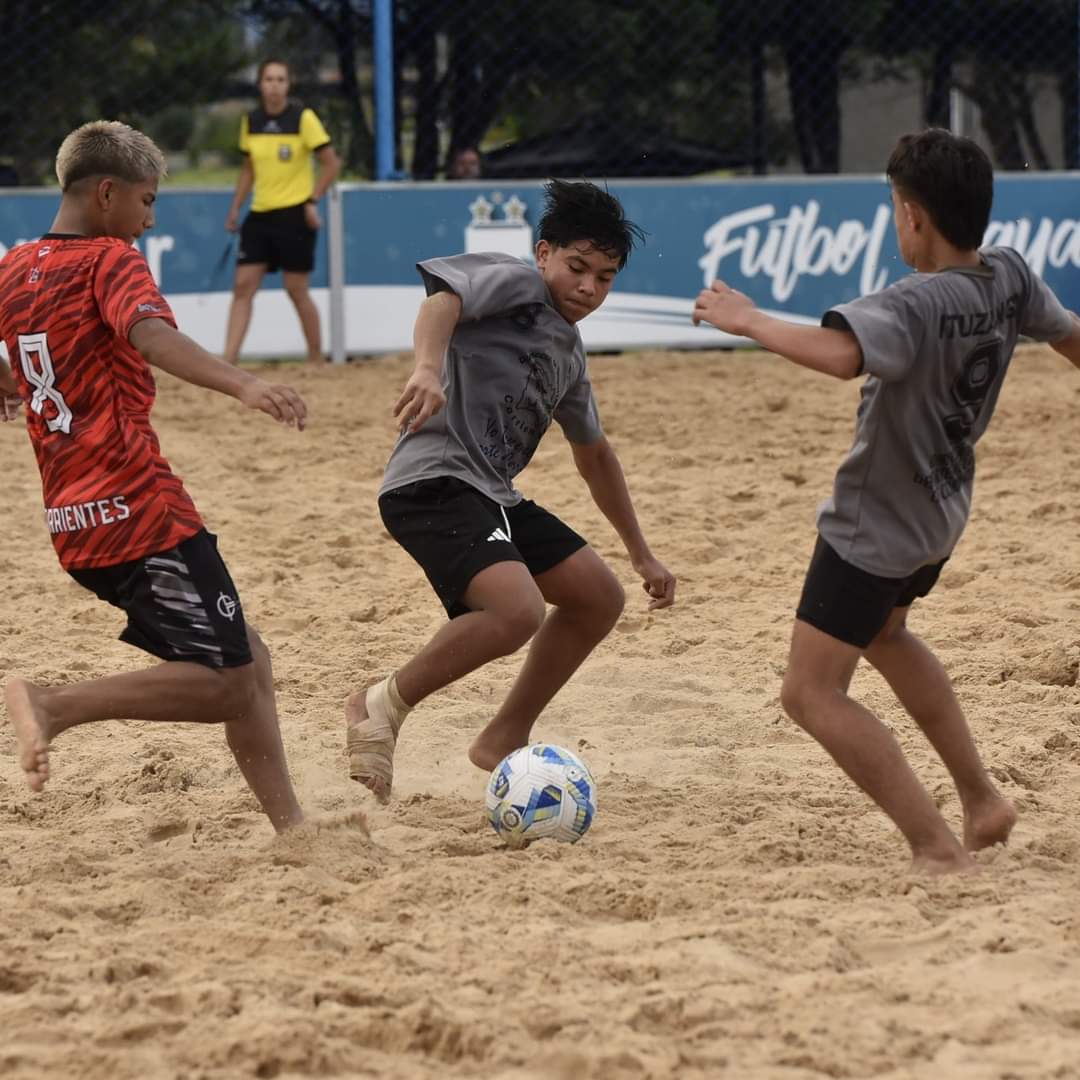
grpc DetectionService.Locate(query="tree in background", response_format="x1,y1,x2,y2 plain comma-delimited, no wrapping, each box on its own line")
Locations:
1,0,1077,185
774,0,863,173
871,0,1077,170
0,0,245,183
394,0,781,179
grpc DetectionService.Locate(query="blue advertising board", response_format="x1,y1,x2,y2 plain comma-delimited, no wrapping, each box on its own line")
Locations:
1,175,1078,357
337,175,1080,352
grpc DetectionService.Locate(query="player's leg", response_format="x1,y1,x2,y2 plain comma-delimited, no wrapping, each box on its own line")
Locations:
469,545,624,770
282,271,324,366
224,627,304,832
347,560,545,800
787,537,972,873
223,263,266,365
6,658,255,790
346,479,546,800
5,530,304,832
400,561,547,701
7,648,301,832
863,606,1016,852
281,213,324,364
782,619,972,873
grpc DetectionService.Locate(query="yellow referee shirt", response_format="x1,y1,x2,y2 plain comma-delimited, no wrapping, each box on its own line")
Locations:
240,104,331,212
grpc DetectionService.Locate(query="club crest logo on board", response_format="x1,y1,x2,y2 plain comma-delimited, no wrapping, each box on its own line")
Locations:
466,193,532,262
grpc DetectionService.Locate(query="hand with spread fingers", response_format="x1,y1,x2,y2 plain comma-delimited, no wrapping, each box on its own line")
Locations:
692,278,757,335
393,368,446,434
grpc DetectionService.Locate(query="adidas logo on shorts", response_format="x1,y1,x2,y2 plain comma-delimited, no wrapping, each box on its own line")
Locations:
486,527,511,543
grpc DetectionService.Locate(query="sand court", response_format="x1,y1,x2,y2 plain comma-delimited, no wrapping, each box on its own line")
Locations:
2,345,1080,1078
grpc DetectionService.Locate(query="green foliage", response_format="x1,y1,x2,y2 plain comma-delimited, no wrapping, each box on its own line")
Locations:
0,0,249,182
396,0,794,175
0,0,1075,184
193,108,248,168
146,106,199,154
162,164,242,187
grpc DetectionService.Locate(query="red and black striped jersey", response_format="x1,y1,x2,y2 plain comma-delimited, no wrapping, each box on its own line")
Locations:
0,235,203,570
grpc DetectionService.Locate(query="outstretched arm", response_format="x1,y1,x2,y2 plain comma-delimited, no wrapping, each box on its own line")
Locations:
1050,311,1080,369
693,279,863,380
393,290,462,433
128,318,307,429
571,435,676,610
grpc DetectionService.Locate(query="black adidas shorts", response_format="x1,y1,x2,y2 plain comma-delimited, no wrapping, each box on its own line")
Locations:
68,529,253,669
795,535,947,649
379,477,587,618
238,203,316,274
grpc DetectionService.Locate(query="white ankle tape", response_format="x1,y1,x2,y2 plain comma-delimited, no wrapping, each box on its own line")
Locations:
368,675,411,727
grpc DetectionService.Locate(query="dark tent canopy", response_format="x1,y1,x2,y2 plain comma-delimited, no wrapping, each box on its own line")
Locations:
479,115,743,180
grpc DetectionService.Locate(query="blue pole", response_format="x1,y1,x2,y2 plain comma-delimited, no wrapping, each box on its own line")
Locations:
373,0,396,180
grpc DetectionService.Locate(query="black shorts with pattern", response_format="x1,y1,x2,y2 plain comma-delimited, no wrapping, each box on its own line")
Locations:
69,529,252,669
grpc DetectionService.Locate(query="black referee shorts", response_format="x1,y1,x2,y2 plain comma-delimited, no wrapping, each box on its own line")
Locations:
238,203,316,274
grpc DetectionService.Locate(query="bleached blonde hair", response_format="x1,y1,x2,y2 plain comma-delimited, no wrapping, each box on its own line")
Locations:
55,120,167,192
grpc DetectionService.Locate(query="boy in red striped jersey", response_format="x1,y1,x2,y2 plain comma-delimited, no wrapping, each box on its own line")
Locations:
0,120,307,832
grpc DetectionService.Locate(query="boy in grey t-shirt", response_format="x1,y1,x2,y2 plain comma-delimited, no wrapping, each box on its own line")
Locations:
693,128,1080,875
347,180,676,801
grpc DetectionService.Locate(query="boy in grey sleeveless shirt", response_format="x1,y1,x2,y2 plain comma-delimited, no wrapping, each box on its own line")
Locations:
347,181,676,801
694,129,1080,874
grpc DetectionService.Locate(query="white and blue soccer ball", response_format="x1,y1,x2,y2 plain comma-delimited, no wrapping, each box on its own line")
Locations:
485,744,597,848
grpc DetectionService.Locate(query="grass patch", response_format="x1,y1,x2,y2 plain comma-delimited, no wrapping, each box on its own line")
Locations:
163,166,240,188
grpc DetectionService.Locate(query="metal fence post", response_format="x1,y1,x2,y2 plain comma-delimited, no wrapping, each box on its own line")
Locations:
327,183,346,364
949,87,964,137
373,0,396,181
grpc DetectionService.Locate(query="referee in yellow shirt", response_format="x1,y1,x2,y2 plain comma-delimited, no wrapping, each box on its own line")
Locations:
224,58,340,365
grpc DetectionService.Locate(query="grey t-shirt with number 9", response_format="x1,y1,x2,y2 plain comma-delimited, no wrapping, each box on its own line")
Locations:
817,245,1072,577
379,252,604,506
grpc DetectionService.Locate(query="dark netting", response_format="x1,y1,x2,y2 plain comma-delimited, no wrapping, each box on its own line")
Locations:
1,0,1077,185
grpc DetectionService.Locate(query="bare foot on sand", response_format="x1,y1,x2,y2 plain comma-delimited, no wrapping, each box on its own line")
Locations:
345,688,399,804
5,678,51,792
964,796,1018,852
910,842,978,877
468,725,529,773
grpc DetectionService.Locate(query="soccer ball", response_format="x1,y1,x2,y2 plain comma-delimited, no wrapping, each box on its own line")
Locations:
485,744,597,848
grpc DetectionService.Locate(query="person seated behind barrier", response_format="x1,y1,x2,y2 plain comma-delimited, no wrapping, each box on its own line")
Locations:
693,127,1080,875
346,179,676,803
447,146,482,180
